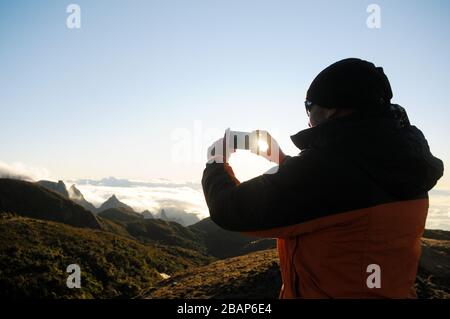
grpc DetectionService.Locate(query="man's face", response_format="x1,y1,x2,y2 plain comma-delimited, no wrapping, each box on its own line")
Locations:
307,104,337,127
307,104,355,127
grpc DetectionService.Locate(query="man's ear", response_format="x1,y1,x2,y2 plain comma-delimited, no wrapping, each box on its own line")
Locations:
325,108,338,120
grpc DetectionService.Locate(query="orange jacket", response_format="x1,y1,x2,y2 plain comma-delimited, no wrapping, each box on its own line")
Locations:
202,111,443,298
274,198,428,298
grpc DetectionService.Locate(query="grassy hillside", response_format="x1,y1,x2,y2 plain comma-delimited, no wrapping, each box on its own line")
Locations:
96,216,132,238
0,179,100,229
144,250,281,299
95,212,274,258
0,213,212,299
125,219,205,252
416,235,450,298
97,208,206,252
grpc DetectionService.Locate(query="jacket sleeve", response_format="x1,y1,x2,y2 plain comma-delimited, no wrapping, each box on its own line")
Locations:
202,151,326,237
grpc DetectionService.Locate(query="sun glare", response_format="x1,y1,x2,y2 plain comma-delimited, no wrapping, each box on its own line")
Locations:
258,140,269,152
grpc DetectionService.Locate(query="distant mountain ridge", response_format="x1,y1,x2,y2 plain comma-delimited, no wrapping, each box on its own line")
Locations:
36,179,137,214
155,208,201,226
97,194,134,212
142,210,154,219
36,180,69,198
68,184,97,213
36,178,200,226
36,180,98,213
0,178,101,229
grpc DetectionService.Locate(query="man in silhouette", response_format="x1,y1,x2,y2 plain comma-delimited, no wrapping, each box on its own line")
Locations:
202,58,444,298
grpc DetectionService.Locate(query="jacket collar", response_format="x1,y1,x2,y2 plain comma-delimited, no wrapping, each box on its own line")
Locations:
290,112,400,151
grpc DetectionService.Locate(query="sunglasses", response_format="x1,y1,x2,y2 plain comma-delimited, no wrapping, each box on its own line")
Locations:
304,100,314,116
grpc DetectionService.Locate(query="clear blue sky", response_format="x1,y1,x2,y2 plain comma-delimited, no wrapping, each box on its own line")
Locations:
1,0,449,188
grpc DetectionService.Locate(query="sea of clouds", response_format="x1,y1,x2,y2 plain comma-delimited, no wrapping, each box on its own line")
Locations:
68,177,207,221
427,189,450,231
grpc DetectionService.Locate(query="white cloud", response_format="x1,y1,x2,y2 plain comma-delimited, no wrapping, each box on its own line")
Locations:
428,189,450,231
0,160,50,181
69,181,208,220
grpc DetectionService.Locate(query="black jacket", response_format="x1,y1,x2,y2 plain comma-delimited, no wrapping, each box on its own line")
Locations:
202,108,444,233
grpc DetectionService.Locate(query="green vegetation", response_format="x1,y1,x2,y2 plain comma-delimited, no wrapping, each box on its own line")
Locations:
98,207,143,223
97,214,275,257
125,219,205,252
416,235,450,298
145,250,281,299
96,207,206,252
0,213,212,299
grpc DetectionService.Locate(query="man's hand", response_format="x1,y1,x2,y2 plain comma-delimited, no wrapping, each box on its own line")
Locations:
249,130,286,165
206,129,286,165
206,129,236,164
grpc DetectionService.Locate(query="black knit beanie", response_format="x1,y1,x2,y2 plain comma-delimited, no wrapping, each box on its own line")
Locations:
306,58,393,110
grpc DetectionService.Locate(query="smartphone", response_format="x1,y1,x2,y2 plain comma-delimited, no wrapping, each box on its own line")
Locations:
229,131,251,150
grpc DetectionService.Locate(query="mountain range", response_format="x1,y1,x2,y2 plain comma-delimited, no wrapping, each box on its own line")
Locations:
97,194,134,212
0,178,275,298
0,177,448,299
34,179,201,226
68,184,97,212
0,179,101,229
